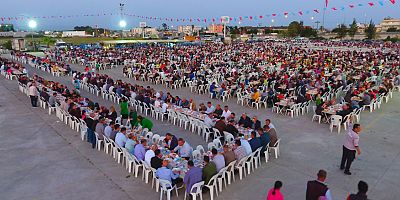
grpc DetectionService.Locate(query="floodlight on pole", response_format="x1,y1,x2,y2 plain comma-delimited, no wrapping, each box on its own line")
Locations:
28,20,37,29
119,20,127,28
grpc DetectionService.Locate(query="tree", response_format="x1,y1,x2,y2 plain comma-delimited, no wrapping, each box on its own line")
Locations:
300,27,317,38
365,20,377,39
332,24,348,39
287,21,302,37
3,40,12,50
162,23,169,31
41,37,56,47
348,19,358,39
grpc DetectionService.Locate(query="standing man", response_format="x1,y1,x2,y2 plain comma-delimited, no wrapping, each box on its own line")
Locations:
340,123,362,175
29,82,38,107
306,169,332,200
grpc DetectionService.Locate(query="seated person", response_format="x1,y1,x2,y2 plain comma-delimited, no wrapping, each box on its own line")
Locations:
156,160,183,186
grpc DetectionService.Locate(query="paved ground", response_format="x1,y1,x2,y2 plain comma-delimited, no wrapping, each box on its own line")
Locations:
1,54,400,200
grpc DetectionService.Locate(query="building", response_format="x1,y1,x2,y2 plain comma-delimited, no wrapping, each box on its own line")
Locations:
0,31,33,37
378,18,400,32
208,24,224,34
61,31,88,37
0,24,14,32
131,27,158,37
177,25,202,36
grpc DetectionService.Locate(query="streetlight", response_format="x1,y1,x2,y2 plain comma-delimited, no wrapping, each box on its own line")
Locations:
28,20,37,51
119,20,126,38
119,20,127,28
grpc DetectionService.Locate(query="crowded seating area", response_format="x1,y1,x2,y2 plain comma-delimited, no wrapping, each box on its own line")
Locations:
2,55,283,200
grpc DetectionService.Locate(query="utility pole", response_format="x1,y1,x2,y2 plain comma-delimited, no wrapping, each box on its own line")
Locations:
315,21,321,30
322,1,326,32
119,3,125,38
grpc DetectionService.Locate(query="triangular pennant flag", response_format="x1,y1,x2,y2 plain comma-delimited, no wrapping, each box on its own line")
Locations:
368,2,374,6
259,15,263,19
326,0,329,7
349,4,355,8
299,11,303,16
284,12,289,15
341,6,345,10
305,11,310,14
332,7,337,10
249,16,253,20
379,1,384,5
272,13,277,17
358,3,364,6
239,16,242,21
389,0,395,4
314,9,319,13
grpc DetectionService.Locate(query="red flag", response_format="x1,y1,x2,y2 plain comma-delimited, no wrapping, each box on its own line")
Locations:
314,9,319,13
259,15,263,19
272,14,277,17
389,0,395,4
332,7,337,10
368,2,374,6
249,16,253,20
230,17,232,21
204,19,207,22
239,16,243,21
349,4,355,8
284,12,288,15
326,0,329,7
1,17,4,21
299,11,303,16
212,18,215,22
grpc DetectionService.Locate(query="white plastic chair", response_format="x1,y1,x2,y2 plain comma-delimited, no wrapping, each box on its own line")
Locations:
311,105,322,124
330,115,343,134
159,179,179,200
269,139,281,159
235,156,248,180
212,138,222,150
196,145,205,155
152,134,161,145
224,160,236,185
203,175,219,200
192,150,202,161
207,142,217,151
184,181,204,200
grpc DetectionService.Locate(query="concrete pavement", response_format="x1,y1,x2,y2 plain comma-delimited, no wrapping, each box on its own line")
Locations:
1,55,400,200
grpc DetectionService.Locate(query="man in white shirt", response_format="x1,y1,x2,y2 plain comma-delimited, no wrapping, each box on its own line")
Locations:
115,127,128,147
162,102,169,113
28,82,38,107
222,105,232,120
211,148,225,172
240,139,253,156
340,123,362,175
264,119,276,130
173,138,193,160
145,145,157,166
154,98,161,108
205,102,215,114
204,113,215,128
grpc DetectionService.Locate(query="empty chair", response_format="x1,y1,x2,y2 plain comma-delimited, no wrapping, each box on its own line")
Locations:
196,145,205,155
192,150,202,161
207,142,217,151
203,174,219,200
152,134,161,145
311,105,322,124
330,115,343,134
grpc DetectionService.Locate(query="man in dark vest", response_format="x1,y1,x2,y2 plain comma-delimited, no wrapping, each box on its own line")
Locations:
306,169,332,200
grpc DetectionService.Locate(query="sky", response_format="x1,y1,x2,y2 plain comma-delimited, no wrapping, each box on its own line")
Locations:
1,0,399,31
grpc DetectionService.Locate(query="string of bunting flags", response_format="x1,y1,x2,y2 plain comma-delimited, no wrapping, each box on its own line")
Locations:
1,0,396,23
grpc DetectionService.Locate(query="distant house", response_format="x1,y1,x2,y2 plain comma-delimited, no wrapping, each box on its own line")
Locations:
61,31,88,37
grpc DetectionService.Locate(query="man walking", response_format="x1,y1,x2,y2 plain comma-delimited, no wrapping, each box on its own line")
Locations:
28,82,38,107
306,169,332,200
340,123,362,175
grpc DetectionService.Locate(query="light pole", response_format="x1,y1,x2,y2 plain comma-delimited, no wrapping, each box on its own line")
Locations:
28,20,37,51
119,20,127,38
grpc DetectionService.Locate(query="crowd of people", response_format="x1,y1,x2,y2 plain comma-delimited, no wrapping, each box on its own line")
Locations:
4,39,398,200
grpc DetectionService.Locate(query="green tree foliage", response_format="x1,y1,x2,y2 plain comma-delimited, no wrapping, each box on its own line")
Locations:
365,20,377,39
348,19,358,39
332,24,348,39
287,21,317,38
41,37,56,47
